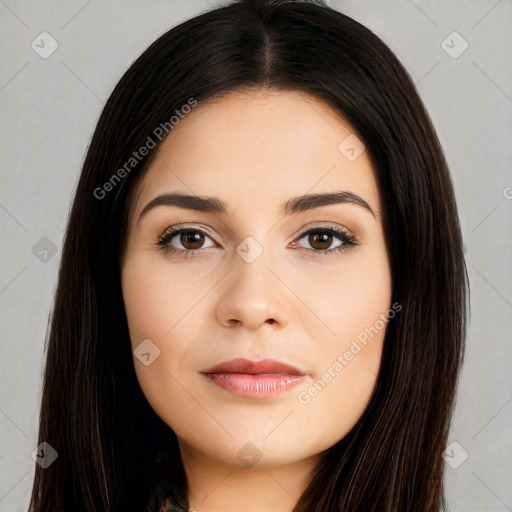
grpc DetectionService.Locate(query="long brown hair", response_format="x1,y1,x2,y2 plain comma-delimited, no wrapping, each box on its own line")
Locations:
29,0,468,510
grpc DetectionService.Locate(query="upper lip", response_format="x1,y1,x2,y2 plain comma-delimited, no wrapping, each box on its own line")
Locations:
201,358,305,376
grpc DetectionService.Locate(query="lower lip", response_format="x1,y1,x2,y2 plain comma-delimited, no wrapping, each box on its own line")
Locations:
203,373,305,398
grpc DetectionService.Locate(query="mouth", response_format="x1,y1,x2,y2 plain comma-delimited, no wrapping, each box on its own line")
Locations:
200,358,307,399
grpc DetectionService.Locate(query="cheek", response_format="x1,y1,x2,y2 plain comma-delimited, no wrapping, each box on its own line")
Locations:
122,255,209,347
121,256,195,394
294,300,390,450
289,247,391,443
121,257,209,435
288,241,392,348
294,350,383,454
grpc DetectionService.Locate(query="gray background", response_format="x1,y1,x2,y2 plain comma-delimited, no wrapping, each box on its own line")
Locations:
0,0,511,510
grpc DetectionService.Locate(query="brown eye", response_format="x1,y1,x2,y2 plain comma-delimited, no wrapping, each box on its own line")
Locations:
157,227,216,255
179,231,205,250
292,226,358,256
308,231,333,250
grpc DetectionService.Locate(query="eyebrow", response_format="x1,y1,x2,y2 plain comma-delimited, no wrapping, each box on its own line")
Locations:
137,190,376,223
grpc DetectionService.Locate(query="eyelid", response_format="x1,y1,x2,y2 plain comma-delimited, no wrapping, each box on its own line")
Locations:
158,222,219,242
292,222,360,245
156,220,359,257
293,221,356,239
158,221,355,244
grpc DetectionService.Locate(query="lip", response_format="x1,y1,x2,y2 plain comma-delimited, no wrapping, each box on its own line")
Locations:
201,358,307,398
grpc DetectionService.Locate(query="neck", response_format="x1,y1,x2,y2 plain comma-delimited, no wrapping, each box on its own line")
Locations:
178,439,320,512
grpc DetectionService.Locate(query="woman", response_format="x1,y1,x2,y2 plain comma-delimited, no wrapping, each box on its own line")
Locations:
29,0,468,510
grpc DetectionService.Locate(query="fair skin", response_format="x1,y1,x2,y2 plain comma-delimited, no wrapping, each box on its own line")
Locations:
121,88,392,512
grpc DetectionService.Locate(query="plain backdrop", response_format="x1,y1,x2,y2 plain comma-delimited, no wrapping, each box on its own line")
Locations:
0,1,511,511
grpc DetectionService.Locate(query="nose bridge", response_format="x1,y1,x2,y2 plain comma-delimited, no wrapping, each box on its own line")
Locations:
215,239,290,330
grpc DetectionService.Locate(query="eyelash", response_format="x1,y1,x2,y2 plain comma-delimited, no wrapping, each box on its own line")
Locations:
156,224,359,259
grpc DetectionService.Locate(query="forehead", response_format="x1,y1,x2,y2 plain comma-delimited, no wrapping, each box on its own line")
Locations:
131,88,381,219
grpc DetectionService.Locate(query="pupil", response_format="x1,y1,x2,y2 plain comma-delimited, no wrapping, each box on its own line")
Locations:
310,232,331,249
181,232,204,249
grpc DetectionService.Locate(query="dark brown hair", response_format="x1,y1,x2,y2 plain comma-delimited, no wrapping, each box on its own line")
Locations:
29,0,468,510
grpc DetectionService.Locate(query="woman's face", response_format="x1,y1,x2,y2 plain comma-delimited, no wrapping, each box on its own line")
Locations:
121,89,392,468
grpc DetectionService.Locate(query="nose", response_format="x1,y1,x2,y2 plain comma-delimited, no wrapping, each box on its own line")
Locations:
215,252,291,331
